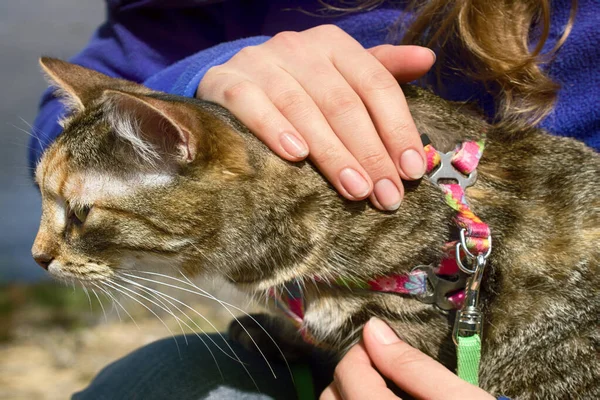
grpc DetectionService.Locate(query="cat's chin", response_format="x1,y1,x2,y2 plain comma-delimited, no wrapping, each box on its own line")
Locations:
232,275,297,295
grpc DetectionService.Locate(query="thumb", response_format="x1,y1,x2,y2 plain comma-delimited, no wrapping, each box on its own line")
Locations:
368,45,436,83
363,318,494,400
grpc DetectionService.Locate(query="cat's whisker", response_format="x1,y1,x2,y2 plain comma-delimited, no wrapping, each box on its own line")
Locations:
96,284,121,322
18,116,39,132
114,276,235,381
173,272,292,383
13,117,46,153
282,283,295,298
102,279,182,356
95,282,140,330
121,270,288,381
9,122,39,140
82,286,93,311
134,282,190,346
115,274,248,366
91,287,108,323
4,139,37,151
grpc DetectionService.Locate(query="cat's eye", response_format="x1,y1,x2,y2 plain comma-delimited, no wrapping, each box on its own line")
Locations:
68,204,91,225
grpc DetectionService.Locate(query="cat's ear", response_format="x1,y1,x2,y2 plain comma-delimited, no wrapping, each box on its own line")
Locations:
102,90,198,164
39,57,114,111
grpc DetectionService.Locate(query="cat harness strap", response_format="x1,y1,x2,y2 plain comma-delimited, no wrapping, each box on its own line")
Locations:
422,134,492,387
272,135,492,387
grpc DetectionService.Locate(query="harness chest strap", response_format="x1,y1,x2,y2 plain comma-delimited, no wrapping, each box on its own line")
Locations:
272,135,491,385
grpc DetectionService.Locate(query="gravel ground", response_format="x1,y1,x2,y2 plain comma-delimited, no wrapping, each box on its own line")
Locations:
0,281,260,400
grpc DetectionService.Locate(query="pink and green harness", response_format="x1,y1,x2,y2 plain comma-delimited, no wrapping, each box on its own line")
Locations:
272,136,491,388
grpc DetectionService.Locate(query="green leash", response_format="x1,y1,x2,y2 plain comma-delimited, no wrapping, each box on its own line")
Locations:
453,251,489,387
291,363,316,400
457,334,481,386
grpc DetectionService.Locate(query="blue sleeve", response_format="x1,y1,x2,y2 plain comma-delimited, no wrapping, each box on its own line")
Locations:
29,0,270,170
143,36,270,98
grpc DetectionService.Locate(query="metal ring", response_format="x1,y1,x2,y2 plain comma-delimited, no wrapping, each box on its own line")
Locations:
455,241,477,274
459,228,493,260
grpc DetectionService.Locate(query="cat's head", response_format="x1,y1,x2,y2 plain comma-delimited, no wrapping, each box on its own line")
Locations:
32,58,255,284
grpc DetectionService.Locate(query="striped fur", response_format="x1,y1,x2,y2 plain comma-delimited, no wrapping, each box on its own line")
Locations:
32,59,599,399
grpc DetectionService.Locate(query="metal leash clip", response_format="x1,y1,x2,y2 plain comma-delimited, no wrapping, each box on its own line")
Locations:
425,146,492,342
452,229,492,344
413,265,467,312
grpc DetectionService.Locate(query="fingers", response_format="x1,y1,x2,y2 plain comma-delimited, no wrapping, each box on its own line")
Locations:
323,35,427,182
205,61,375,200
368,45,436,83
200,71,310,161
272,28,406,208
363,318,495,400
197,25,435,209
326,341,400,400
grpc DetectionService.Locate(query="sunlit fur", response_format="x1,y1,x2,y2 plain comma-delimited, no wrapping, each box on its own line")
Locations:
32,59,599,399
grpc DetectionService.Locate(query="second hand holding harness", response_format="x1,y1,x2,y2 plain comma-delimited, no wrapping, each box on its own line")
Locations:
272,135,492,386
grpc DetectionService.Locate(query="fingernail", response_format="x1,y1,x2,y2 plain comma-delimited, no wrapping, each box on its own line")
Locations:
280,132,308,158
368,317,400,345
427,48,437,63
400,149,426,179
339,168,370,199
373,179,401,210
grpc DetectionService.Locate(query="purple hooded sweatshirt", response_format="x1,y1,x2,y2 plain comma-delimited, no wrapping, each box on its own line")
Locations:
30,0,599,168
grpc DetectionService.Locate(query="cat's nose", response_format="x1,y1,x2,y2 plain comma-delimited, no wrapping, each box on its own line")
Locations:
34,254,54,270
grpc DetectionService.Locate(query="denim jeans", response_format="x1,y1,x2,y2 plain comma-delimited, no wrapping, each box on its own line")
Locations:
72,334,335,400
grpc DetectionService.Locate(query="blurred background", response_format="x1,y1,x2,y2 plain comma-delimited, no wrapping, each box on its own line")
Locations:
0,2,249,399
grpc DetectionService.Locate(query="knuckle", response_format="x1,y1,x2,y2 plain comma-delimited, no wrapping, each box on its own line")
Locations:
360,68,397,92
317,24,344,37
387,118,415,142
312,142,341,166
222,80,254,103
387,345,429,372
369,44,393,58
275,90,312,120
234,45,261,61
360,150,391,175
249,110,275,136
271,31,303,49
198,66,229,98
321,87,362,118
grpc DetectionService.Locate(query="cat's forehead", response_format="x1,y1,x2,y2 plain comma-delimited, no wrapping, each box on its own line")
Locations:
36,144,172,204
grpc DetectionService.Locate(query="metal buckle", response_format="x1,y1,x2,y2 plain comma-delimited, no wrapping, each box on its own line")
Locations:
452,254,488,345
413,265,467,311
428,150,478,188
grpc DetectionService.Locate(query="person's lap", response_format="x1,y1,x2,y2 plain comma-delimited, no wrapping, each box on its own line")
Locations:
72,333,335,400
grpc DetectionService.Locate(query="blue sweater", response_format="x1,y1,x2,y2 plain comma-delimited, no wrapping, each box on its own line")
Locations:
30,0,599,168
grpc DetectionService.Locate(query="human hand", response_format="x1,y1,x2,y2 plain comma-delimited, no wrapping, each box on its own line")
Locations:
197,25,435,210
321,318,495,400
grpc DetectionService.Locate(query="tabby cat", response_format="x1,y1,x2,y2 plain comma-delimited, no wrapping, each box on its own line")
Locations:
32,58,599,399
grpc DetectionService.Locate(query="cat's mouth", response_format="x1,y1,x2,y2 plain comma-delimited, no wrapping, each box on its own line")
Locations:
47,259,114,283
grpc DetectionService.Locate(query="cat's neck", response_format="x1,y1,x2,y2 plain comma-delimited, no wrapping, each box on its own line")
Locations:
208,140,455,291
183,99,486,290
